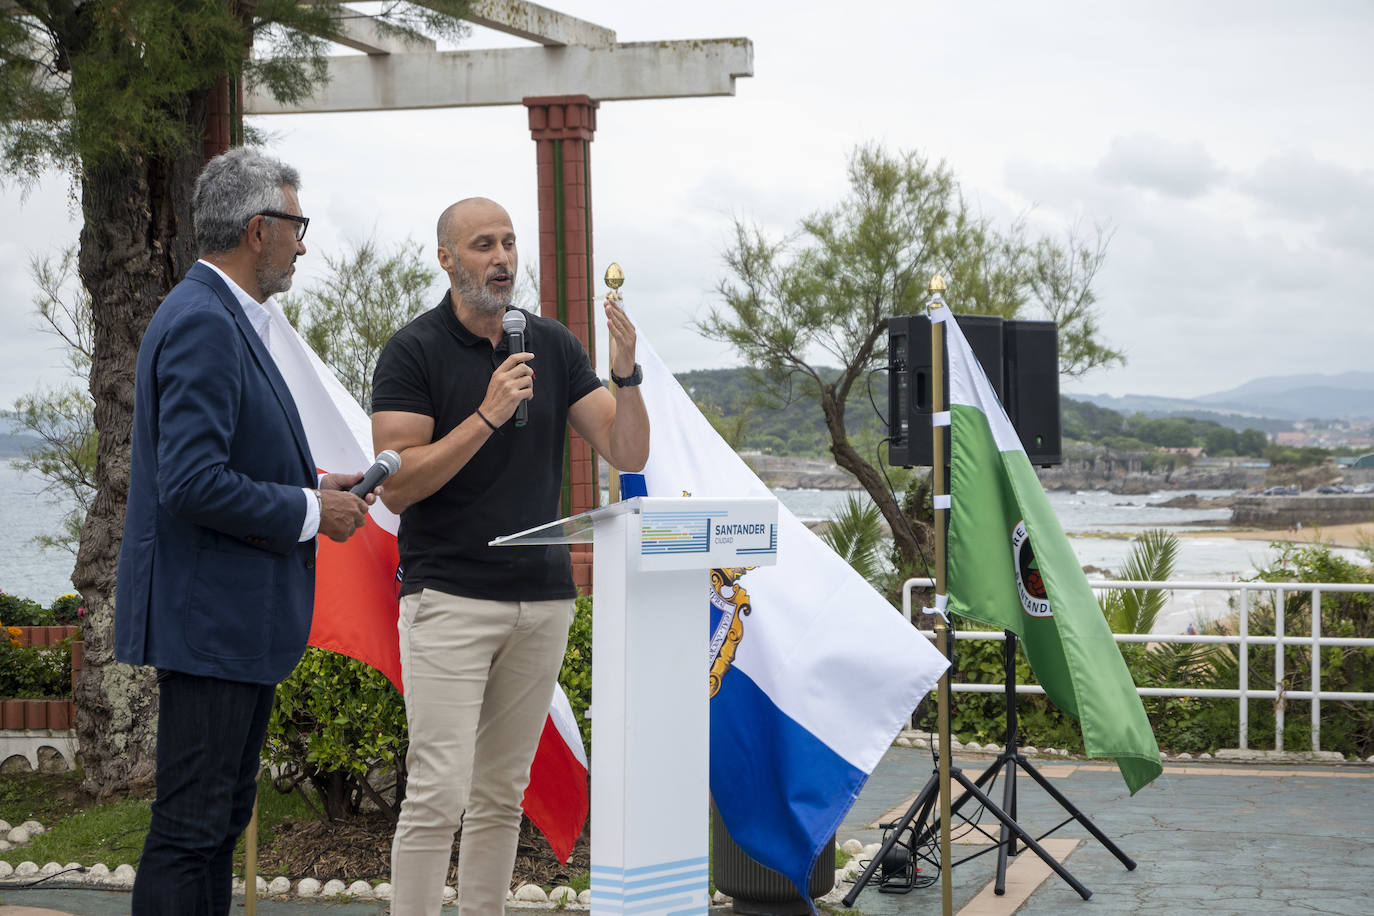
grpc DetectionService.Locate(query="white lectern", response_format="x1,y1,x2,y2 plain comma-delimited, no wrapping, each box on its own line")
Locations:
492,496,779,916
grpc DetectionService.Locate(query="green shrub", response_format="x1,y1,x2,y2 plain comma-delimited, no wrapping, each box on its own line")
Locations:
264,648,408,821
0,633,74,699
0,591,54,627
558,594,593,751
1237,543,1374,759
49,593,82,624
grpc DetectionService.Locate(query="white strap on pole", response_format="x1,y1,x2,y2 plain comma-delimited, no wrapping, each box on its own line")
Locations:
929,297,949,316
932,410,950,427
922,592,950,623
934,494,950,510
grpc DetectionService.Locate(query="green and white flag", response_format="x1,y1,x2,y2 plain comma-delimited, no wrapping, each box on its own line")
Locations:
938,305,1162,794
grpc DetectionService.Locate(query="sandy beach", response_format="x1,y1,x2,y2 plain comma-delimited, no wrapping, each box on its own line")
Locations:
1178,522,1374,551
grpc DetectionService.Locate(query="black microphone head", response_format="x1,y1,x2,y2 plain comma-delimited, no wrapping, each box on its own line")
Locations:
502,310,527,336
376,449,401,475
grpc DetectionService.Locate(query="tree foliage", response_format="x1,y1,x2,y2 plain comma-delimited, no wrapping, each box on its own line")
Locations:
282,237,437,413
1100,529,1179,635
0,0,470,180
818,494,888,584
4,247,96,555
701,144,1124,568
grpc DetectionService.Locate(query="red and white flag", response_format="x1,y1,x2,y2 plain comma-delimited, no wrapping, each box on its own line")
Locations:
260,298,589,863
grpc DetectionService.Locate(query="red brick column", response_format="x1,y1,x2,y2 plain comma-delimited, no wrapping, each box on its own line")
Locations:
204,2,254,160
203,76,233,160
525,95,601,594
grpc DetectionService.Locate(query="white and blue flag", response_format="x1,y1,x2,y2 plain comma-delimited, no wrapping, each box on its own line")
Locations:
630,336,949,904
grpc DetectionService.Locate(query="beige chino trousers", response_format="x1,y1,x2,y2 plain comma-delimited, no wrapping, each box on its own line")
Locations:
389,589,574,916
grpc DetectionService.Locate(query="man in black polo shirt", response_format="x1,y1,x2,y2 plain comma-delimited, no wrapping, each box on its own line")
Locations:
371,196,649,916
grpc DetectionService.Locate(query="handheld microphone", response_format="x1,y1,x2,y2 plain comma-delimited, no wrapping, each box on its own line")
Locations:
349,449,401,497
502,310,529,428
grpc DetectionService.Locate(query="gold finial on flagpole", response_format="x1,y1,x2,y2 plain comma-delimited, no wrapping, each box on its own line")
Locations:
605,262,625,301
929,274,947,295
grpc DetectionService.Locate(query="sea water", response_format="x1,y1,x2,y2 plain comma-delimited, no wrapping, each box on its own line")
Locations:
4,460,1364,634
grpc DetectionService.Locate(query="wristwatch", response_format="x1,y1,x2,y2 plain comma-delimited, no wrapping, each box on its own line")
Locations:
610,363,643,388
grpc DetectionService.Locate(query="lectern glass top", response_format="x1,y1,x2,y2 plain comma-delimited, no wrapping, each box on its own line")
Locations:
489,498,643,547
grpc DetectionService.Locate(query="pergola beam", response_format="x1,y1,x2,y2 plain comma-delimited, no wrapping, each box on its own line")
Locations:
329,11,436,56
245,38,753,114
409,0,615,47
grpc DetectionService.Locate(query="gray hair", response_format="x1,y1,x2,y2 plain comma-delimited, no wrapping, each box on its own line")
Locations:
193,147,301,255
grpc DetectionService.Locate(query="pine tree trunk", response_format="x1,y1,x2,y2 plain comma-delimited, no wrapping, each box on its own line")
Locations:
71,122,206,798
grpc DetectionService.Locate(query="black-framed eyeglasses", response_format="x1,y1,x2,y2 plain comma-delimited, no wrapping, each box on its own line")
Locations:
256,210,310,241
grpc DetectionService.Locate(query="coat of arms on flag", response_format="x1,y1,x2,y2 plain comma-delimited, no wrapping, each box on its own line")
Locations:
708,567,753,698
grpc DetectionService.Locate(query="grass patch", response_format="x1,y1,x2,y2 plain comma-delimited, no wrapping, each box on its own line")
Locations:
0,771,91,825
0,774,315,871
0,796,149,867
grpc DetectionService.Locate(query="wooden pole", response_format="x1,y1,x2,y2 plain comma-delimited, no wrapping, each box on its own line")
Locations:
245,780,259,914
928,275,953,916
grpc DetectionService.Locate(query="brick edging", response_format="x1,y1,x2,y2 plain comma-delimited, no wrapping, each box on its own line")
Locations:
0,698,74,731
10,625,79,648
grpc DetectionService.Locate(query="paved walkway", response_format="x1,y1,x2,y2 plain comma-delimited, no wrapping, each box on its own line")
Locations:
3,745,1373,914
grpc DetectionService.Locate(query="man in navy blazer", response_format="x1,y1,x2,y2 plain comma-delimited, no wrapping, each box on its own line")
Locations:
115,147,372,916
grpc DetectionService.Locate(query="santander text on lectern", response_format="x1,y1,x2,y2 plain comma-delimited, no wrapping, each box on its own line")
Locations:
492,495,779,916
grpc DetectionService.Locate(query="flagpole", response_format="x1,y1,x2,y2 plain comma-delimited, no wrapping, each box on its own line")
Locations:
928,274,954,916
245,789,258,915
604,263,624,502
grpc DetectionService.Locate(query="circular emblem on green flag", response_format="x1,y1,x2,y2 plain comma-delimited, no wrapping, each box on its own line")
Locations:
1012,520,1053,618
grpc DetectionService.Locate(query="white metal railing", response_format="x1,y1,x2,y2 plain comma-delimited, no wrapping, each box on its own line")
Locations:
901,577,1374,753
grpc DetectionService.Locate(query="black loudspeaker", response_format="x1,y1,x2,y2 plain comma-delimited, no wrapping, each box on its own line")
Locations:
1003,320,1062,466
887,314,1004,467
887,314,1062,467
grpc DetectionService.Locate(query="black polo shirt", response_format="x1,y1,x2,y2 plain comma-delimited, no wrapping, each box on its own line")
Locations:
371,294,602,601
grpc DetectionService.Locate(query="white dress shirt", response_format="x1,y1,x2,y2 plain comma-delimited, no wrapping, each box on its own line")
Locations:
198,259,321,542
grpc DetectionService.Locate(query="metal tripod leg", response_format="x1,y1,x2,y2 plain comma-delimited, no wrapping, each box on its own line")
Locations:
841,770,941,907
1014,754,1137,870
994,747,1019,894
947,766,1092,900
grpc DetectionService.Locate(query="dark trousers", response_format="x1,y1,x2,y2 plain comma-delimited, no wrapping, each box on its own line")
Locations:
131,671,276,916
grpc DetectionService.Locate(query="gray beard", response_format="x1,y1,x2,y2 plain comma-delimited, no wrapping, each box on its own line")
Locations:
257,261,293,299
454,263,514,315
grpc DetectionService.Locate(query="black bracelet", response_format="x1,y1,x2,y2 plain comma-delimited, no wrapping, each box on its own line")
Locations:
475,408,498,432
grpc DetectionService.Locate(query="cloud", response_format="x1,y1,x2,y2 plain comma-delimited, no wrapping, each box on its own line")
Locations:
1095,135,1225,199
1242,151,1374,255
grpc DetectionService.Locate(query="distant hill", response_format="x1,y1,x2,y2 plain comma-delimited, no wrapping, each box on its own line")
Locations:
1195,372,1374,420
1061,393,1293,433
1071,371,1374,424
0,428,39,459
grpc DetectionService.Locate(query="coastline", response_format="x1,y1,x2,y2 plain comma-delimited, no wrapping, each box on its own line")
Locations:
1175,521,1373,551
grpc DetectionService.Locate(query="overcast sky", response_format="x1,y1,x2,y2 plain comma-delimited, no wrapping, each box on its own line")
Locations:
2,0,1371,413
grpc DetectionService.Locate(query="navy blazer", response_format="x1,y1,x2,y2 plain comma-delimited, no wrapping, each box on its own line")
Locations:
115,262,317,685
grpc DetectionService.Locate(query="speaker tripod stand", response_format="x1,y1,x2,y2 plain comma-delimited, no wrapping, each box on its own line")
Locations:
842,631,1135,907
